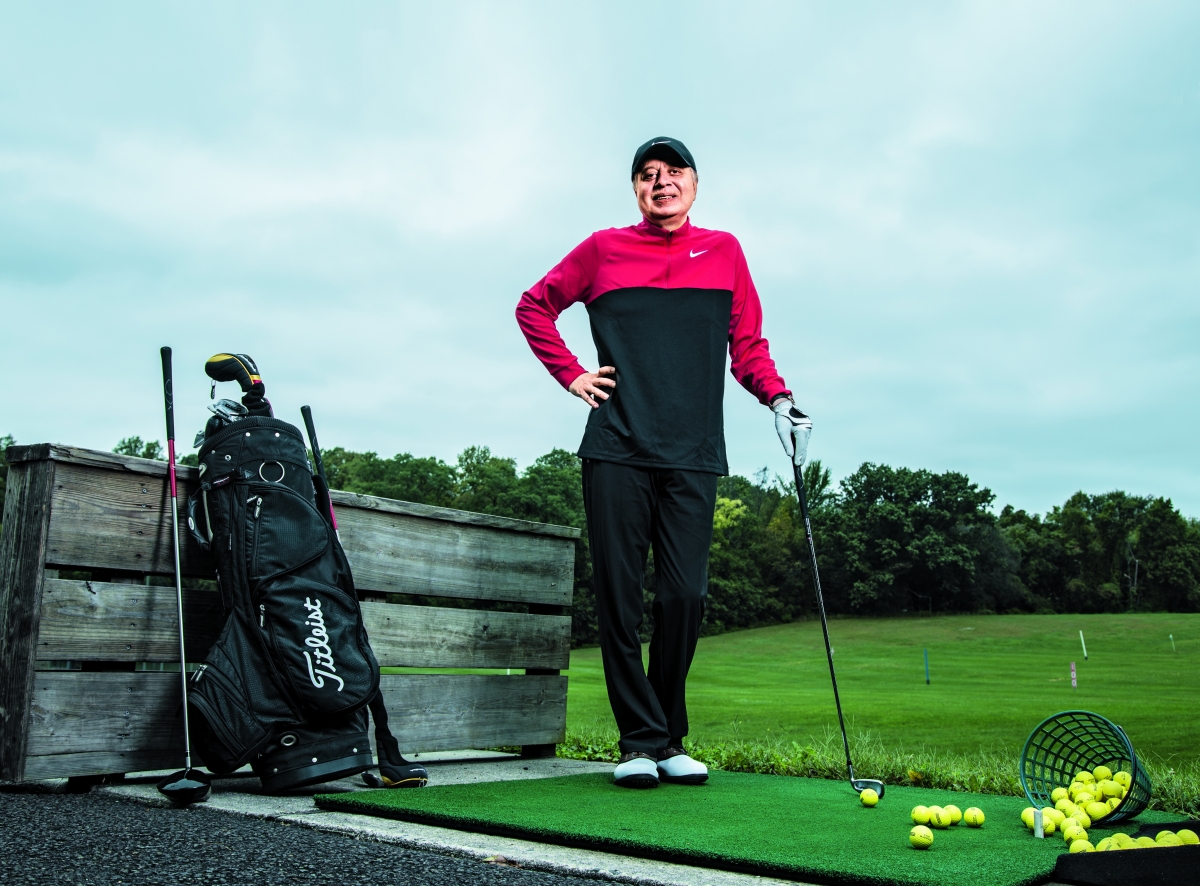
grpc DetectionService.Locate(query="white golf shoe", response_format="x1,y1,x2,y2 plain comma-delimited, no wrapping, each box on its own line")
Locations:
613,752,659,789
657,747,708,785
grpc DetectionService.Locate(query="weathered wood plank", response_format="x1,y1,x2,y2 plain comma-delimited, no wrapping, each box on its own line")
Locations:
330,488,579,539
377,674,567,752
0,457,57,781
16,443,579,539
7,443,199,481
36,579,224,662
25,672,186,762
42,457,576,605
44,462,209,576
23,748,183,780
23,672,566,778
36,579,571,669
362,602,570,669
337,507,575,606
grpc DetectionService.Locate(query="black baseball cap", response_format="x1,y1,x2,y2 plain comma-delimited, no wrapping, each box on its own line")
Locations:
631,136,696,179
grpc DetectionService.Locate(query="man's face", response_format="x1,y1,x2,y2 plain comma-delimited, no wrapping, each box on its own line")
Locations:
634,158,697,230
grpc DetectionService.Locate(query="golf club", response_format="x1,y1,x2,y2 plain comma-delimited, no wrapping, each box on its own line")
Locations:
301,405,339,539
156,346,212,806
793,462,885,799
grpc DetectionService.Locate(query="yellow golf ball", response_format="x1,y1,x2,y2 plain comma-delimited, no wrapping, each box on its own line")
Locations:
1051,787,1069,803
1063,825,1087,845
1070,840,1095,853
1107,797,1121,811
1075,771,1096,784
1095,837,1114,851
1061,817,1082,834
929,808,952,829
943,804,962,825
1136,836,1157,848
1074,791,1096,807
1177,829,1199,845
1021,807,1037,829
1092,765,1113,781
1114,771,1132,788
1157,833,1182,847
860,788,879,807
1056,797,1075,813
963,807,985,827
1044,807,1066,826
910,825,934,849
911,805,930,824
1085,801,1110,822
1098,779,1122,799
1073,809,1092,829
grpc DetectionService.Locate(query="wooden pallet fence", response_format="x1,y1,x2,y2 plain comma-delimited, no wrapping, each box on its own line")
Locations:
0,444,578,782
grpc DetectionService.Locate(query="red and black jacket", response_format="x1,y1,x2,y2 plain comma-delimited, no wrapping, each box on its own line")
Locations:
516,218,791,475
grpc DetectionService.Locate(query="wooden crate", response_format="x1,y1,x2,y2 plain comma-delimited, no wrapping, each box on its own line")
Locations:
0,444,578,781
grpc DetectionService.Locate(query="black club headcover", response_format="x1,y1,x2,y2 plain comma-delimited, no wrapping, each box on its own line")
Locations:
205,353,273,417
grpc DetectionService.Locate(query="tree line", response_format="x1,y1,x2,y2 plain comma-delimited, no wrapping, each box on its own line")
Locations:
2,434,1197,646
315,443,1200,644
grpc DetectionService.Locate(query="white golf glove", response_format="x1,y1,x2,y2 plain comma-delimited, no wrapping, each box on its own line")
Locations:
772,397,812,466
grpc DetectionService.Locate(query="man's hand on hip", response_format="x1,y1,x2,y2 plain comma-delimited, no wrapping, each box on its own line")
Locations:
569,366,617,408
772,397,812,466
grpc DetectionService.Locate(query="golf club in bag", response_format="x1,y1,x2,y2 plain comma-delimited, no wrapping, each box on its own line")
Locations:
301,405,425,790
156,347,213,805
793,462,885,799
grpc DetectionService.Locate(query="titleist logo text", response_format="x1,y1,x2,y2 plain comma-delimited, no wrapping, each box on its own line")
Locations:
302,597,345,692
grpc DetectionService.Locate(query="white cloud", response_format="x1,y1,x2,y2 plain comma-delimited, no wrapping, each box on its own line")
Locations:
1,1,1197,517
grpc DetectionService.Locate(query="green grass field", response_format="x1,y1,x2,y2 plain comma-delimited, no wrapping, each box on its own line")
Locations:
565,613,1198,763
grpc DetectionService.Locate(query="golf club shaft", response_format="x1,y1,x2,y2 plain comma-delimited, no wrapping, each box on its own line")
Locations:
161,347,194,770
301,405,339,532
793,463,855,779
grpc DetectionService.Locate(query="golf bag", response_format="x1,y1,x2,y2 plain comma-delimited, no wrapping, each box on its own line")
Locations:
184,358,425,792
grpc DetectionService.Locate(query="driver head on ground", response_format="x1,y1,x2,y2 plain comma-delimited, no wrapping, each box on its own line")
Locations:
631,136,697,231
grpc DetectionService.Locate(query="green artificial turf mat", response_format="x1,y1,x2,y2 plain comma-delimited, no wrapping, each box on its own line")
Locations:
316,772,1172,886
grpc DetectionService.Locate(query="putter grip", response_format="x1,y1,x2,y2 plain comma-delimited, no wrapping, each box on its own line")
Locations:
160,346,175,442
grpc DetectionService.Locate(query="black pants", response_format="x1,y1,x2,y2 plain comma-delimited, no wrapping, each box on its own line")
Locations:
582,459,718,756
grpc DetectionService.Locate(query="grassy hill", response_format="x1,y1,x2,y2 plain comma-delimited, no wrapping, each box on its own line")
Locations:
565,612,1197,763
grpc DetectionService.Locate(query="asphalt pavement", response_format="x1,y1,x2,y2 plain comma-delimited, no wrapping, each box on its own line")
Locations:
0,788,599,886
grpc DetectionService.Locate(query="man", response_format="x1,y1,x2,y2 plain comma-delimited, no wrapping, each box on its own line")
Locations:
515,137,811,789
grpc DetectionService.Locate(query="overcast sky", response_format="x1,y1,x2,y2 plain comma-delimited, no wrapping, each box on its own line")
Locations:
2,2,1198,517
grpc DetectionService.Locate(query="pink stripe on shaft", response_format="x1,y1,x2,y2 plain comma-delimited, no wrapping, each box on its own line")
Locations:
167,440,177,498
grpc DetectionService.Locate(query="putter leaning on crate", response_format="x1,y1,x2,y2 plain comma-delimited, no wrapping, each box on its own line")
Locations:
515,137,803,789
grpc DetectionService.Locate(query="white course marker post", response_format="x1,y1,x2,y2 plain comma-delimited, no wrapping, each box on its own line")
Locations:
1079,630,1088,661
1070,661,1077,689
1034,808,1044,839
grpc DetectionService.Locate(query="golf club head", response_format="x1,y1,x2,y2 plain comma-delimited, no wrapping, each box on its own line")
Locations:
207,398,248,424
851,778,885,799
156,768,212,805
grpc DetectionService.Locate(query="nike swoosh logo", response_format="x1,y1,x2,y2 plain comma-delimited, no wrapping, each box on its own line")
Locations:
690,249,707,258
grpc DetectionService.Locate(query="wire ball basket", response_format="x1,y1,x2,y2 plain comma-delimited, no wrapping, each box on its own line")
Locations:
1019,710,1152,824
